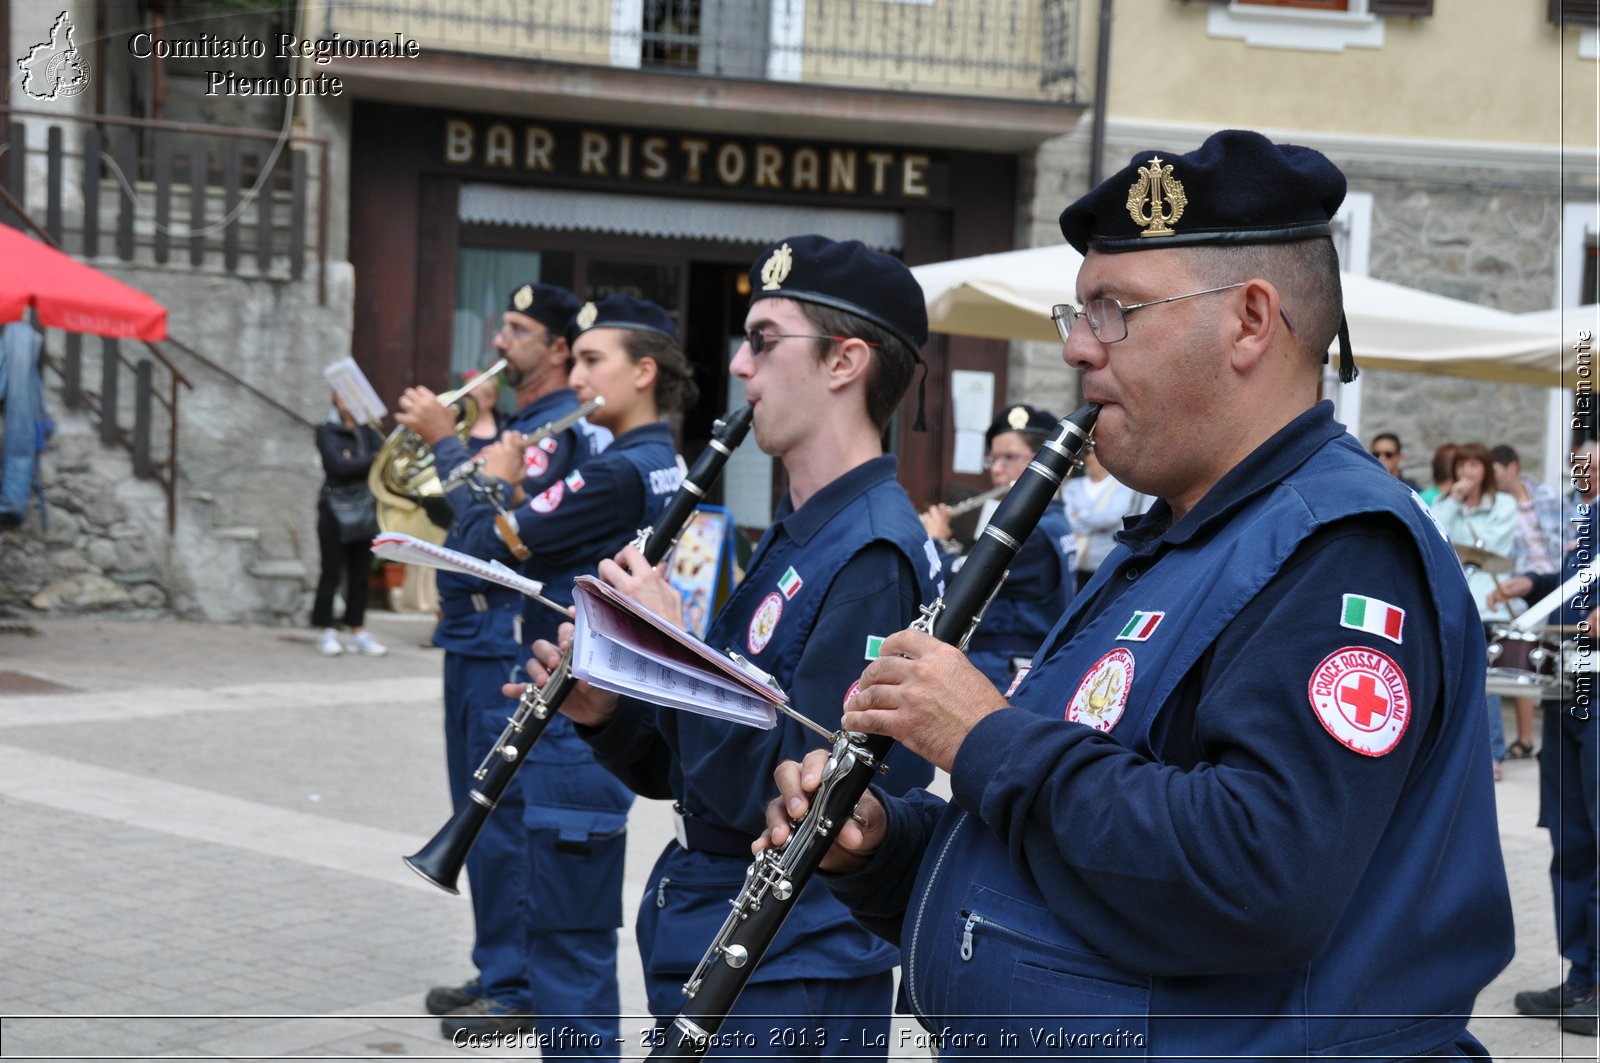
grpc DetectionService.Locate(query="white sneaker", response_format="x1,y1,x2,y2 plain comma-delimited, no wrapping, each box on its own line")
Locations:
347,631,387,657
316,629,343,656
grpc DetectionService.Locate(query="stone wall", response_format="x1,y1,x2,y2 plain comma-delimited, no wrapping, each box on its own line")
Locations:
1011,128,1590,488
1,263,355,622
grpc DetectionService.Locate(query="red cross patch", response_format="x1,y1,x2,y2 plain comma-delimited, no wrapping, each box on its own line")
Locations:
1307,646,1411,757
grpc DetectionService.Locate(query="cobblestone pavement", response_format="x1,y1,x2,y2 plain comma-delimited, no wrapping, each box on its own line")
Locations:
0,614,1593,1060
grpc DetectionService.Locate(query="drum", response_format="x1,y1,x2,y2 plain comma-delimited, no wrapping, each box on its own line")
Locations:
1484,623,1565,700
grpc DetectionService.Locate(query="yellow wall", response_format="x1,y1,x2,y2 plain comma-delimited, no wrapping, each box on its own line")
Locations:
1093,0,1595,149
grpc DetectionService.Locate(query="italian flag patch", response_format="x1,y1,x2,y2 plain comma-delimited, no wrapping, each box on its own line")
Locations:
1117,610,1164,642
778,566,803,600
864,635,885,660
1341,594,1404,645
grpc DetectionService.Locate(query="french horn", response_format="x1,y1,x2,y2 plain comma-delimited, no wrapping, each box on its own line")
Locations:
368,359,507,545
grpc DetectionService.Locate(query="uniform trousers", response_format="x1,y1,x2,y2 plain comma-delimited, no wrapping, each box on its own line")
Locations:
1539,690,1600,988
643,971,892,1062
442,652,532,1011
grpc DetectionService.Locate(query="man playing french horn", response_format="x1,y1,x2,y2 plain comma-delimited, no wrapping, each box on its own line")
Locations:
395,282,602,1040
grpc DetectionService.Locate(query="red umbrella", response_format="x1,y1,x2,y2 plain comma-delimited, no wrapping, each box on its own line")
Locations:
0,224,167,341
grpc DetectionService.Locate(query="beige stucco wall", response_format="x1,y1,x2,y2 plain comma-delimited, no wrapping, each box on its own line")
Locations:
1084,0,1595,149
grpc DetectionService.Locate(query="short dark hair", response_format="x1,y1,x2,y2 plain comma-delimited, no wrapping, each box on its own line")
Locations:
1490,444,1519,467
620,330,699,415
1189,238,1343,372
1371,432,1402,451
800,302,919,432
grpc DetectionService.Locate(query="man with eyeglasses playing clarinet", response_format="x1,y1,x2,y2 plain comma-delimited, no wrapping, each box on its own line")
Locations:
527,235,945,1060
762,131,1513,1058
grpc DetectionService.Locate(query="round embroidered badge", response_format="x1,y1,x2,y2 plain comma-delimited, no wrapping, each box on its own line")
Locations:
747,592,783,655
842,679,860,710
1066,648,1134,733
528,480,564,514
1308,646,1411,757
523,445,550,478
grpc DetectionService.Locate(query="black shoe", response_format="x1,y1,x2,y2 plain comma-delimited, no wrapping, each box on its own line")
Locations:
1514,981,1590,1017
424,978,482,1016
1562,991,1598,1037
440,997,535,1039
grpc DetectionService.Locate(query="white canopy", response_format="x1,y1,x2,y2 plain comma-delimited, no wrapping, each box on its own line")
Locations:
911,245,1581,389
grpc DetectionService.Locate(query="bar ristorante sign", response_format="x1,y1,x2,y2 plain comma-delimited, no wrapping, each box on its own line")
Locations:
440,114,947,206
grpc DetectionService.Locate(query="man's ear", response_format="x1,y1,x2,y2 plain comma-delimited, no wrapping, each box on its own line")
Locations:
1228,278,1279,373
824,336,874,392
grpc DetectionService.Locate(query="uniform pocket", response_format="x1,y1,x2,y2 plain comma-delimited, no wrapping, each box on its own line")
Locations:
934,885,1149,1057
527,825,627,930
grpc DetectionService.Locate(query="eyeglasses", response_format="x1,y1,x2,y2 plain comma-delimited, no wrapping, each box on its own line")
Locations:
1050,283,1247,344
1372,449,1398,459
983,451,1032,471
744,330,880,355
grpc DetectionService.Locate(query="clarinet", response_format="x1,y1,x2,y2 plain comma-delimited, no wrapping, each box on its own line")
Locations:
654,402,1099,1059
404,405,755,893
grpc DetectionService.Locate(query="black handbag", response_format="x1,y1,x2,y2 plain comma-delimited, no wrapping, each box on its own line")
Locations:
324,482,379,544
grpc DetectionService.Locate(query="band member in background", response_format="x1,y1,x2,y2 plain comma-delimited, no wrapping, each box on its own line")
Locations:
395,282,596,1038
460,293,693,1059
527,235,942,1059
921,403,1076,691
1489,438,1600,1037
762,131,1513,1057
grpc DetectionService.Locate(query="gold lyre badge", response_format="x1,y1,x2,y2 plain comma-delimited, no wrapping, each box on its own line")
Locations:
760,242,794,291
576,301,598,330
1126,155,1187,239
512,284,535,311
1007,405,1029,430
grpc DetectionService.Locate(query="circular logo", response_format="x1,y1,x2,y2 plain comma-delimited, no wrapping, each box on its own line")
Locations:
1066,648,1134,733
523,445,550,478
46,51,91,99
747,592,783,655
528,481,564,514
1307,646,1411,757
842,679,861,710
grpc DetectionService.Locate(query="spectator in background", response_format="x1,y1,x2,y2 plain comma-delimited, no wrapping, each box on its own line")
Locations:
1419,441,1458,506
1370,431,1420,491
1432,441,1516,779
1063,442,1145,592
311,390,387,657
1492,442,1562,761
922,403,1077,690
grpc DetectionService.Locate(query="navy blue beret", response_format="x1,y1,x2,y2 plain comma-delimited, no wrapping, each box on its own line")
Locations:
747,235,928,357
506,282,581,339
985,403,1058,448
1060,130,1346,254
573,294,679,344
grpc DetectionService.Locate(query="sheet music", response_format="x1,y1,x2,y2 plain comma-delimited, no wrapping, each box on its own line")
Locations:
322,357,388,424
371,532,552,604
570,575,780,729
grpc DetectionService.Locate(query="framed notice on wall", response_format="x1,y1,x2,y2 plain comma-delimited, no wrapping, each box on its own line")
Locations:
669,505,736,639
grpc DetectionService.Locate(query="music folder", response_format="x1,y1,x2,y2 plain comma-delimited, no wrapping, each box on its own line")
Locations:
570,575,782,729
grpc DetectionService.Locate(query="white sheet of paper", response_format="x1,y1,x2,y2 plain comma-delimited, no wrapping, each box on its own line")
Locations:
953,430,986,475
950,370,994,432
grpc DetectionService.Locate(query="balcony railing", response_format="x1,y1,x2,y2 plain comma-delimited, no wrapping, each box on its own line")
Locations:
0,108,330,303
322,0,1082,103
